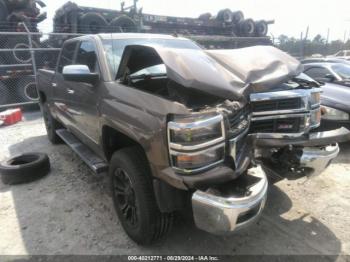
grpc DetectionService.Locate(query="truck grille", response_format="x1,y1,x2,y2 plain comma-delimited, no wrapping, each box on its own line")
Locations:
227,106,250,137
250,117,302,133
251,97,302,113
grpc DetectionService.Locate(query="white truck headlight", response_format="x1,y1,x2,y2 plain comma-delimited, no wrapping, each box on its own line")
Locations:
321,106,349,121
167,114,225,173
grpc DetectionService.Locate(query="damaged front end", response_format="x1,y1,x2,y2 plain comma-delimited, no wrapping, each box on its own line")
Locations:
249,88,346,181
115,41,350,235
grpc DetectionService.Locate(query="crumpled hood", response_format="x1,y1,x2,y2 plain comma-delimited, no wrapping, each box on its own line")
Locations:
117,44,303,101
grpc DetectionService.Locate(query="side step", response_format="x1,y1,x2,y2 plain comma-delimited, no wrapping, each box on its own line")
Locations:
56,129,108,174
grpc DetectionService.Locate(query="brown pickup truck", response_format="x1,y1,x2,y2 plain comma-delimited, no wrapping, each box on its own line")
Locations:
37,33,350,245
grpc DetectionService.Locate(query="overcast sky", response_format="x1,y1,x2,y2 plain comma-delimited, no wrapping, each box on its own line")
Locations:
38,0,350,41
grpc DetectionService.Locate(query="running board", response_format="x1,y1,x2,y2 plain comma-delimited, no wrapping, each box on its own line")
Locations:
56,129,108,174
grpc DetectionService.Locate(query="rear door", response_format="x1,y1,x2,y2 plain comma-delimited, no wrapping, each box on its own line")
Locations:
52,40,79,127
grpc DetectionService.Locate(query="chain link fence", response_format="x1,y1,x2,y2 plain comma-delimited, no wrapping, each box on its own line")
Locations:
0,27,271,109
0,28,82,109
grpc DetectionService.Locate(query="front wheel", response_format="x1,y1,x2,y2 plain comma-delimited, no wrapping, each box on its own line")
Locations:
109,147,174,245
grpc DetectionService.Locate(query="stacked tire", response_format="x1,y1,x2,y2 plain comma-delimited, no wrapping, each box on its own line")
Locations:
78,12,137,34
214,8,270,37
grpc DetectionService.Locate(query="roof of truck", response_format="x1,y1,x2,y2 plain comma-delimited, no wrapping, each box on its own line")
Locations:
97,33,189,41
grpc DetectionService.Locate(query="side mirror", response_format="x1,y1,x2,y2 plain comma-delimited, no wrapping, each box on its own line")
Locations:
63,65,99,84
324,74,336,82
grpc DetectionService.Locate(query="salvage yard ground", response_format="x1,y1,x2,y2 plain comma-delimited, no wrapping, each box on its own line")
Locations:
0,111,350,256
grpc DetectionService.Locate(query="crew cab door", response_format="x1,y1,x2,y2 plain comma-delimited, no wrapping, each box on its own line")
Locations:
52,40,79,128
66,40,101,146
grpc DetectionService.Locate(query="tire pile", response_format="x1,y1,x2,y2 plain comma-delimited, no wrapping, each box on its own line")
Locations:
198,9,271,37
52,2,273,38
0,0,46,106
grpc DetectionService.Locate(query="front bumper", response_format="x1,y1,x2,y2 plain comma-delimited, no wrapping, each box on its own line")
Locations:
191,166,268,234
251,127,350,148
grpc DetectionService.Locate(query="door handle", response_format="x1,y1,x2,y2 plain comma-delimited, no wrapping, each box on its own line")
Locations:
67,89,75,94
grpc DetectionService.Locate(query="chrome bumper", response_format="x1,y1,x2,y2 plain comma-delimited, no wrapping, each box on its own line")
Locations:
299,143,339,177
191,166,268,235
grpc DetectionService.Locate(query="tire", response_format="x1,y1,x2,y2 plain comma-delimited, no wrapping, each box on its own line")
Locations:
109,147,173,245
217,9,233,23
238,18,255,37
109,15,137,33
79,12,109,34
0,153,50,185
41,102,63,144
255,20,268,37
232,11,244,25
0,81,10,106
16,76,38,102
5,36,32,64
198,12,211,21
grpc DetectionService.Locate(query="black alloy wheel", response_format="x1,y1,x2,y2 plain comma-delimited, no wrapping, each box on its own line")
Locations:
112,168,138,227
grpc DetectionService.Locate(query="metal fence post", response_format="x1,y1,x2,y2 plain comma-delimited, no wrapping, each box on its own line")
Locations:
21,23,38,87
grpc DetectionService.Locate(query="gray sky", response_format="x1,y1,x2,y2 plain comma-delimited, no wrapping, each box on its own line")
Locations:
38,0,350,41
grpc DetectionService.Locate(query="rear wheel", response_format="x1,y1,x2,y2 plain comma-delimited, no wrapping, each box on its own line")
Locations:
109,147,174,245
41,103,62,144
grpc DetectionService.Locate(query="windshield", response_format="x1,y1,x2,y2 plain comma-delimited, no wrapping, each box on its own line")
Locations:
102,38,201,78
331,64,350,79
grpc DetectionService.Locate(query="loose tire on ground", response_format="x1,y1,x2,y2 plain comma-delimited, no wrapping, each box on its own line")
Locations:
79,12,109,34
109,146,174,245
41,102,63,144
0,153,50,185
0,81,10,105
109,15,137,33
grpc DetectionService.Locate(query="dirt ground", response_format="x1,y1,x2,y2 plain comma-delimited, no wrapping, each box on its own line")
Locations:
0,111,349,256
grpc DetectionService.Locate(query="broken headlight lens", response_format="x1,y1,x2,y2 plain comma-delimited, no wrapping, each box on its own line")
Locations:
321,106,349,121
167,113,225,173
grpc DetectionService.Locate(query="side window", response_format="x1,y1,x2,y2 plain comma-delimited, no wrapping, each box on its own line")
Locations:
304,67,330,79
76,41,99,73
57,41,78,73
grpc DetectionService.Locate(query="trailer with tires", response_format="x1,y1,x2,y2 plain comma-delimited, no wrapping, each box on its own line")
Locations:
49,1,274,49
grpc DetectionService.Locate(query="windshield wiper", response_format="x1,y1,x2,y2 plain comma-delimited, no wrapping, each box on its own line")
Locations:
293,77,321,88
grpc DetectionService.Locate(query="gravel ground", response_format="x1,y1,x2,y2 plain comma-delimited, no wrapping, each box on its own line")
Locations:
0,111,349,256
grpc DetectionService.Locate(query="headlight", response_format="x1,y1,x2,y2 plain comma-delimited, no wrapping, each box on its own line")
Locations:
171,145,225,171
321,106,349,121
168,115,223,146
168,113,225,173
310,91,321,107
310,108,321,128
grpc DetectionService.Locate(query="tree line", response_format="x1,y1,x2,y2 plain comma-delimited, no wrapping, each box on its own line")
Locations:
276,34,350,58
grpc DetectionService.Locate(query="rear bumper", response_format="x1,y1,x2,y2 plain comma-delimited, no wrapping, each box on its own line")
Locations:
191,166,268,234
